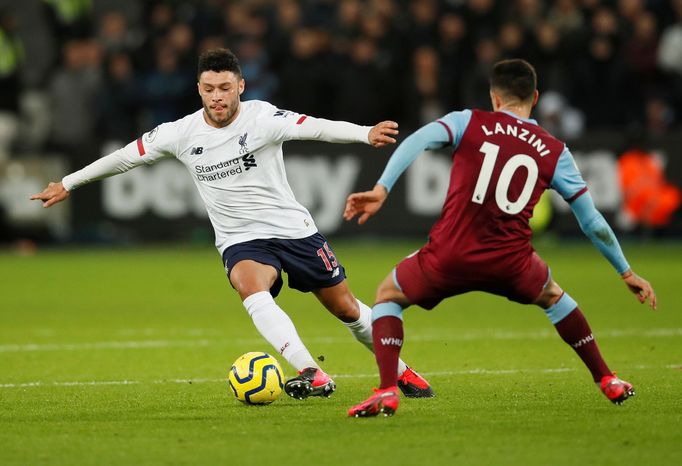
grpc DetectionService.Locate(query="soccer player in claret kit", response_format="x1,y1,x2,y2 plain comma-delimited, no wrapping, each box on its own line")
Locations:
31,48,434,401
344,59,657,417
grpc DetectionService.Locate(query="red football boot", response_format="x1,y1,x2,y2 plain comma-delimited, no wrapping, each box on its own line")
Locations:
348,387,400,417
600,374,635,405
397,367,435,398
284,367,336,400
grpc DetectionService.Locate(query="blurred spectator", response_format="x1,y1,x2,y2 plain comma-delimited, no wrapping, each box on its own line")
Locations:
465,0,500,40
48,39,102,166
644,96,675,136
536,91,585,141
97,10,141,55
404,46,446,128
498,21,528,59
334,37,393,125
534,21,569,94
437,12,471,110
237,38,278,102
408,0,440,48
569,35,637,127
618,142,681,229
166,22,196,70
42,0,93,44
509,0,546,31
622,11,659,87
461,36,500,110
0,10,24,161
657,1,682,76
97,52,139,143
140,46,193,128
276,28,333,117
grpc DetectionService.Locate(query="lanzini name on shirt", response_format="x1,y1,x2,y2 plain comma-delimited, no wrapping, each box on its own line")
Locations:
481,122,551,157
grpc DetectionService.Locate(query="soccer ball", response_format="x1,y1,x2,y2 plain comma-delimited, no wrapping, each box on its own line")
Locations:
228,352,284,405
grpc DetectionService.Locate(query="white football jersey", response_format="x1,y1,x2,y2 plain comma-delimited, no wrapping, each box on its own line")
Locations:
64,100,371,255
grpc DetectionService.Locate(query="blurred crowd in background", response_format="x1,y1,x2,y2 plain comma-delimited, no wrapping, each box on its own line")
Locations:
1,0,682,163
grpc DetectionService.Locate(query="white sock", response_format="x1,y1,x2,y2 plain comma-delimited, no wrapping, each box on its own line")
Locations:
344,299,408,376
243,291,319,372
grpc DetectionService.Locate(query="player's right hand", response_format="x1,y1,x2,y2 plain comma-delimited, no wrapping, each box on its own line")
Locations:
622,270,657,310
30,182,70,208
343,184,388,225
368,121,398,147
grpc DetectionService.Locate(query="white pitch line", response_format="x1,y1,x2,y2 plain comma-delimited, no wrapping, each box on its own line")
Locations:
1,365,678,389
1,327,681,353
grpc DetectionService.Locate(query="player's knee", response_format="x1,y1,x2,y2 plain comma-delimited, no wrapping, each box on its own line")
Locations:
231,274,273,300
230,262,277,300
533,279,564,308
375,276,401,304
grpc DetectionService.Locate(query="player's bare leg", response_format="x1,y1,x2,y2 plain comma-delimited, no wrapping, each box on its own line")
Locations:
533,278,634,404
315,280,433,398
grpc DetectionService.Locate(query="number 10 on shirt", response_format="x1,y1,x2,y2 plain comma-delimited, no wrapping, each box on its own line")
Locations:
472,141,539,214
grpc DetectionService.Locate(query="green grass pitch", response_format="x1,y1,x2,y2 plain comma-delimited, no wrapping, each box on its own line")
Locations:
1,240,681,465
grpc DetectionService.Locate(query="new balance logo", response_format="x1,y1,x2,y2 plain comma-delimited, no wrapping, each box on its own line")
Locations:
571,334,594,348
380,337,403,347
331,267,340,278
242,153,257,170
191,147,204,155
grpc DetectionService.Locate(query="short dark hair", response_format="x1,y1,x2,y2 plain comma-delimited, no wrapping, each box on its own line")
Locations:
197,48,242,79
490,59,537,103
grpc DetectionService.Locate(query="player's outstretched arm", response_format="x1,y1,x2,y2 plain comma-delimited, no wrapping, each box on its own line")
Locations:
621,269,657,310
368,121,399,147
30,182,70,208
568,193,657,310
29,139,160,207
344,184,388,225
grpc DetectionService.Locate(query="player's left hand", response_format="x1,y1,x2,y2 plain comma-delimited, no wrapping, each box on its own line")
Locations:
344,184,388,225
622,270,657,310
368,121,398,147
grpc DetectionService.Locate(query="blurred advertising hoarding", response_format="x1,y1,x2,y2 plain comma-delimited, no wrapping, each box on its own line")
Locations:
2,134,681,243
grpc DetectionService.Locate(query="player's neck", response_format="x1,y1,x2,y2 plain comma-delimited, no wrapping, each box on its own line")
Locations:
496,103,532,120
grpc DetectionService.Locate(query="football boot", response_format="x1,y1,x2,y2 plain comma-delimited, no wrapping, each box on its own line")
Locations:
600,373,635,405
397,367,435,398
284,367,336,400
348,386,400,417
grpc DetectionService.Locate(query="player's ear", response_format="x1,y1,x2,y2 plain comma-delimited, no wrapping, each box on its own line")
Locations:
531,90,539,108
238,78,245,96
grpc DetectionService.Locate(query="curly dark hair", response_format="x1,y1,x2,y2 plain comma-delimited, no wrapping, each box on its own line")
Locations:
197,48,242,79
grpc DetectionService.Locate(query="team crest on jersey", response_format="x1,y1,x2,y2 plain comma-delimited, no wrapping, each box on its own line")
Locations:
238,132,249,154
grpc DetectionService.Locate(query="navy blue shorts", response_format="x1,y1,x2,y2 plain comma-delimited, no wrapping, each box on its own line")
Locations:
221,233,347,297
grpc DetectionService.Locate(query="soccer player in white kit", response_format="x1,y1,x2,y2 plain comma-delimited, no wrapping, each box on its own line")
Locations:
31,48,434,400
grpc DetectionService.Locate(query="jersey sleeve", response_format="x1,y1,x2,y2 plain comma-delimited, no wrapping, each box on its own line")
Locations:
377,110,471,192
435,110,473,148
569,192,630,274
62,140,147,191
257,105,370,144
550,147,588,202
135,121,180,164
62,122,180,191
